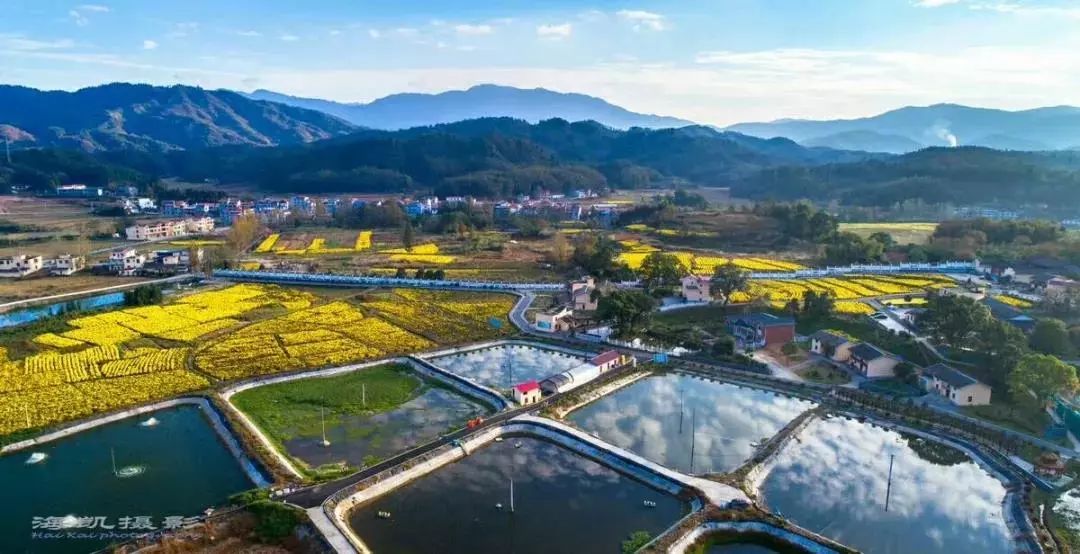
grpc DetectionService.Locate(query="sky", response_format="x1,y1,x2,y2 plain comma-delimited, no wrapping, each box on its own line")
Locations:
2,0,1079,126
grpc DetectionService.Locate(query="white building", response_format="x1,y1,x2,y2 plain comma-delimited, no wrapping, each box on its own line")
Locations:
534,306,573,333
0,255,43,277
921,363,992,406
44,255,85,276
108,248,146,275
124,217,215,241
512,381,542,405
680,275,712,303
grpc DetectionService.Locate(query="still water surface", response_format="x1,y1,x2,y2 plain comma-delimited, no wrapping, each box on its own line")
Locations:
349,437,688,553
760,416,1015,554
431,344,585,389
569,372,815,474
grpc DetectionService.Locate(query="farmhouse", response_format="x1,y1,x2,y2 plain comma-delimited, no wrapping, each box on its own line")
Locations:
0,254,43,277
847,342,900,378
571,276,598,311
43,255,85,276
590,350,627,372
512,380,542,406
809,330,855,362
534,306,573,333
680,275,711,303
921,363,991,406
107,249,147,276
728,313,796,349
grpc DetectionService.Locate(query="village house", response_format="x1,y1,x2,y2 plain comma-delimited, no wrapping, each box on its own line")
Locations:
680,275,712,303
124,217,215,241
1034,452,1067,479
107,249,146,276
728,313,796,349
590,350,626,372
571,276,599,311
43,255,85,276
921,363,992,406
809,330,856,362
0,254,43,277
534,305,574,333
512,380,542,406
847,343,900,378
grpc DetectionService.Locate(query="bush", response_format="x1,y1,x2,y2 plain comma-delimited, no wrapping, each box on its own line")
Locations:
248,500,304,543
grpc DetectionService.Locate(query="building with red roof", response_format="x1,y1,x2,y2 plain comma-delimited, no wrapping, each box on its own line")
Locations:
512,380,542,405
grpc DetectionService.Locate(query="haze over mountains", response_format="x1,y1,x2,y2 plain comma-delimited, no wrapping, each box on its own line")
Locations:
245,85,695,131
727,104,1080,154
0,83,353,152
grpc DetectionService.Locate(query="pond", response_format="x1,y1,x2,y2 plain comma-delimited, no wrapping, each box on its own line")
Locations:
0,292,125,329
568,372,815,474
760,416,1015,554
0,405,255,554
430,344,585,389
349,436,688,554
284,386,489,468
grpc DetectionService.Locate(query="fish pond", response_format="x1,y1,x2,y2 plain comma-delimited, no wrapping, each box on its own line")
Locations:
0,404,255,554
349,436,688,554
429,343,585,390
760,416,1016,554
231,363,491,472
568,372,815,474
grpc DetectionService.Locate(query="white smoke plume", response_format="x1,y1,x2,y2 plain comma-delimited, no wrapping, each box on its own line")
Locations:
929,122,959,147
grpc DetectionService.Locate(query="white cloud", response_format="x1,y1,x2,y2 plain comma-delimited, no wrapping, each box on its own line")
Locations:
142,39,158,50
0,34,75,51
279,34,299,42
393,27,419,37
970,1,1080,19
913,0,962,6
536,23,572,40
367,29,382,39
616,10,668,31
167,22,199,39
77,4,110,12
454,24,493,36
328,29,342,36
69,10,89,27
236,30,261,37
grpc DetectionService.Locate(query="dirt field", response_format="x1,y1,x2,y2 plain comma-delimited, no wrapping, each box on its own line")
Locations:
839,222,939,245
0,275,147,303
0,196,121,235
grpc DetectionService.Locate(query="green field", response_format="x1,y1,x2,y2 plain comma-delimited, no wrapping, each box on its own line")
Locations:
231,363,422,440
839,222,939,245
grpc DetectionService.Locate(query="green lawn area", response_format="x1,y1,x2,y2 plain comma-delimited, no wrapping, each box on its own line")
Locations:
797,362,851,385
231,363,422,441
962,399,1052,437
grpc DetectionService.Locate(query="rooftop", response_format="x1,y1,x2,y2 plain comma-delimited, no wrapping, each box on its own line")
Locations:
514,380,540,394
590,350,621,366
923,363,981,388
850,342,890,361
731,313,795,328
810,329,853,345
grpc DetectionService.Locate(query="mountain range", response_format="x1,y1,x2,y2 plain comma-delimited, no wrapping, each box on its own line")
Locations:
727,104,1080,153
245,84,694,131
0,83,354,152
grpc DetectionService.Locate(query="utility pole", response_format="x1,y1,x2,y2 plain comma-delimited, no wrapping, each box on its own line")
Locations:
509,478,515,513
884,453,895,512
678,385,684,434
4,138,10,164
362,383,366,408
690,407,697,474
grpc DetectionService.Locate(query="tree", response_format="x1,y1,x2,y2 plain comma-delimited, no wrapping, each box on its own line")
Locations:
895,361,917,385
1007,353,1078,406
978,319,1029,388
801,290,836,320
639,252,687,292
227,213,261,255
823,231,885,265
572,234,623,279
401,221,415,251
711,262,749,308
549,232,572,266
712,335,736,357
919,293,992,350
621,530,653,554
1030,318,1075,357
597,290,657,337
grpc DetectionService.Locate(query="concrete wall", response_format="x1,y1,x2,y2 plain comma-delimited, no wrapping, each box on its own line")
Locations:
1,397,270,488
668,521,842,554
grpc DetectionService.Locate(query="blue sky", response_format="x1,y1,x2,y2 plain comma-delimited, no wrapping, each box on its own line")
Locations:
2,0,1078,125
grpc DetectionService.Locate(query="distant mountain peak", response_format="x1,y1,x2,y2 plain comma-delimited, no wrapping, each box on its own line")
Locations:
727,103,1080,153
244,84,695,131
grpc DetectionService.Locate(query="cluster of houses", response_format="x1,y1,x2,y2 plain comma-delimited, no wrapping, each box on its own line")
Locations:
0,254,85,278
809,330,992,406
100,248,198,276
124,217,215,241
510,349,634,406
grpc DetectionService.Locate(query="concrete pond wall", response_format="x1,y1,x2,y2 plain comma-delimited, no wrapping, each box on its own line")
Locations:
668,521,842,554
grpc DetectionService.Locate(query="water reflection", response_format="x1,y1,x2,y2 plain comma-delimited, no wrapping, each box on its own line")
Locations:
761,416,1014,554
432,345,584,389
285,387,488,467
568,373,814,474
349,437,687,554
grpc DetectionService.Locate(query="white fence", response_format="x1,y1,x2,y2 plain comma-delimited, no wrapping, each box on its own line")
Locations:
213,269,565,291
748,260,979,280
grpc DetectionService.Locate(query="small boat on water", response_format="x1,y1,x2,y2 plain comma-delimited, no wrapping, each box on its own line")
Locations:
495,503,503,509
377,511,392,519
139,417,159,427
494,437,504,442
25,452,47,464
642,500,657,508
514,441,523,449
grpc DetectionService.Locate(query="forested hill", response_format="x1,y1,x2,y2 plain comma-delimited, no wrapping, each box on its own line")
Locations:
96,117,876,197
731,147,1080,206
0,83,355,152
